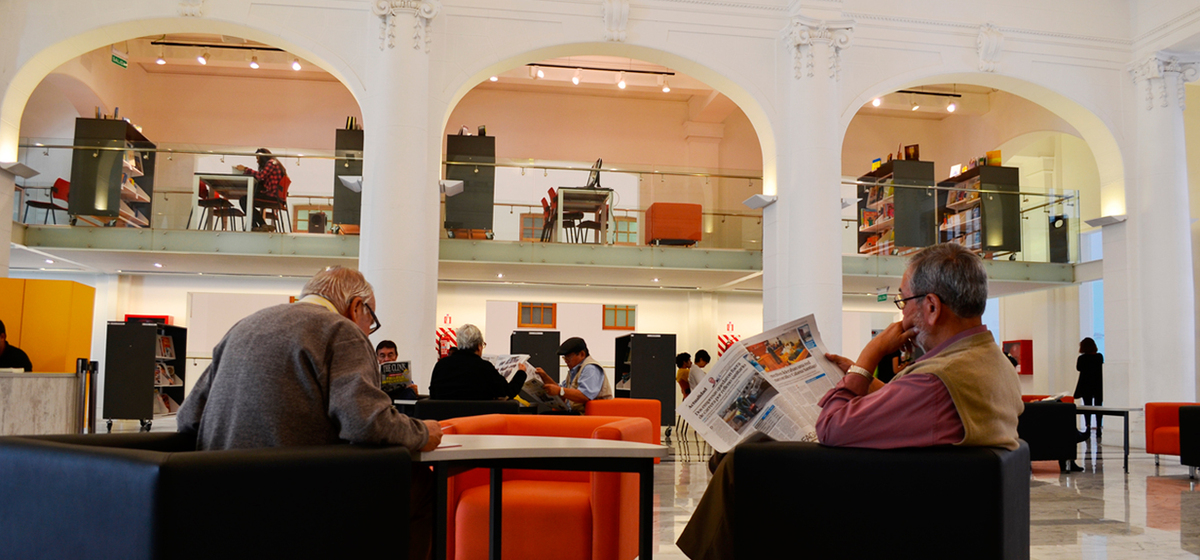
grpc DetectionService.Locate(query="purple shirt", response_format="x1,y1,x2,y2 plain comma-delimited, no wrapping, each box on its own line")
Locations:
814,326,990,449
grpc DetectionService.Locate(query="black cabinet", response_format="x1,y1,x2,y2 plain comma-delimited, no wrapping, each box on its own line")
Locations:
857,160,937,255
68,118,155,226
444,135,495,233
510,330,561,380
333,129,363,225
614,333,676,425
103,322,186,431
939,165,1021,253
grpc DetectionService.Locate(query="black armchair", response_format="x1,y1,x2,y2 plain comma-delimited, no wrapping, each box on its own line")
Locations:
0,432,410,560
1018,401,1081,472
733,441,1030,560
1181,405,1200,479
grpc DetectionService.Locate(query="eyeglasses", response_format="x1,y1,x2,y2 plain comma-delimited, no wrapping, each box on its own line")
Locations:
364,303,381,334
893,293,930,310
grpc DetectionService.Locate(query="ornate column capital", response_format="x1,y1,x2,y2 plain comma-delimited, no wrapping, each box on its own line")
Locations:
371,0,443,52
178,0,204,17
602,0,630,42
977,23,1003,72
1130,54,1199,111
783,15,854,80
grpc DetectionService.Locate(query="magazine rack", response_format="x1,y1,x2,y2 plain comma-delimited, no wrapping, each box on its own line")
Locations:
102,321,187,431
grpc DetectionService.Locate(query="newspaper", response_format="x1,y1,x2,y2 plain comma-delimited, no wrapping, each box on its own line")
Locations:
679,314,844,453
486,353,569,409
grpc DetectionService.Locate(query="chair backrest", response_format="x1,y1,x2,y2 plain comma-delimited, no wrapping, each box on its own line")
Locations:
52,178,70,202
541,197,551,219
414,399,520,421
547,187,557,205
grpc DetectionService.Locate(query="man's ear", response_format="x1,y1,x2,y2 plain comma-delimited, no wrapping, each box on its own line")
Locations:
924,294,942,326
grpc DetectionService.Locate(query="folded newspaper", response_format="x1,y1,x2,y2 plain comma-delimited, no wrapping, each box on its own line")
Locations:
679,314,844,453
483,353,569,410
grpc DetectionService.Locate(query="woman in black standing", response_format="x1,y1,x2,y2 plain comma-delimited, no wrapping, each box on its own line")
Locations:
1074,337,1104,435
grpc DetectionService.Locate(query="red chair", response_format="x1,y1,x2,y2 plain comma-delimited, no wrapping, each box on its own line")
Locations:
439,414,652,560
1021,395,1075,403
1146,402,1195,465
23,178,69,224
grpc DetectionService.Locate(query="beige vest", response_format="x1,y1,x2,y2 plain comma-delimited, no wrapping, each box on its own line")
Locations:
896,331,1024,450
564,355,613,412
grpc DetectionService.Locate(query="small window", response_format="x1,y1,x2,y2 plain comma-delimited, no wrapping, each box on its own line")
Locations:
613,216,638,246
603,304,636,330
519,302,557,328
519,213,545,242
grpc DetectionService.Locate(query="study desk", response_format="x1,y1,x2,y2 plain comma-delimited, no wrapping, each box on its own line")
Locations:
556,187,613,244
1076,405,1141,473
415,433,668,560
194,173,254,231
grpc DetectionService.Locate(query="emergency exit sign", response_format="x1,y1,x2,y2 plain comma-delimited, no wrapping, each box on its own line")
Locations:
877,294,887,302
111,49,128,69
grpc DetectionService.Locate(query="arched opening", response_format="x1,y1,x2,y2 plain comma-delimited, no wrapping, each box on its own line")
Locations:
437,45,773,253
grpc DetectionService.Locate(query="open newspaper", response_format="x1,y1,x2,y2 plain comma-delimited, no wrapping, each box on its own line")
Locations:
679,314,844,453
483,353,569,410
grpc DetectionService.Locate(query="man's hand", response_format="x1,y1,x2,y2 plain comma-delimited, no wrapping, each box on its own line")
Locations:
857,321,917,371
534,367,555,384
420,420,443,452
546,383,563,397
824,353,854,373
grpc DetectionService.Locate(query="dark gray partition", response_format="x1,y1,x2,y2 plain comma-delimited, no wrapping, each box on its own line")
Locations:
857,160,937,253
510,330,561,381
444,135,495,232
978,166,1022,252
333,128,363,225
615,333,676,424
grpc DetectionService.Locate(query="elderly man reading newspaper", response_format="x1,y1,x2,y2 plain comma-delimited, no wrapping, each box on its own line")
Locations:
676,243,1023,560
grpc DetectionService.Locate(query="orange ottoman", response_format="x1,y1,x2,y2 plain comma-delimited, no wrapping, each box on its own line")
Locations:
645,202,701,246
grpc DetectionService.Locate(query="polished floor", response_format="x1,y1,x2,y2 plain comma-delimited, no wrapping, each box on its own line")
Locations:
653,429,1200,560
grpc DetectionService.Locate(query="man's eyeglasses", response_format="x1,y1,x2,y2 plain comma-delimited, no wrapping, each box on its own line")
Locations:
893,293,930,310
364,303,381,334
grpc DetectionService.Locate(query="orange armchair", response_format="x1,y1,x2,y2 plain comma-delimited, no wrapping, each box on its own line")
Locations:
439,414,653,560
585,397,662,447
1146,402,1195,464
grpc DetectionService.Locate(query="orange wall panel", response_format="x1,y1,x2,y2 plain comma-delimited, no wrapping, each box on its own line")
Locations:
0,278,27,348
17,280,95,372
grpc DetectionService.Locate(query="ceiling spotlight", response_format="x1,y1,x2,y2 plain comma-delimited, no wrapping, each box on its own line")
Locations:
871,97,881,107
291,58,302,71
617,71,626,89
653,278,659,282
658,75,670,93
44,259,54,264
910,94,919,111
489,75,498,82
946,101,957,113
197,50,208,65
537,66,545,79
572,68,581,85
154,263,163,268
497,273,504,278
156,49,166,65
249,56,259,69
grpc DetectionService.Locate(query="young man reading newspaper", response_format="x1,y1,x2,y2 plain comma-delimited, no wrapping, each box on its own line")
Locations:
676,243,1024,560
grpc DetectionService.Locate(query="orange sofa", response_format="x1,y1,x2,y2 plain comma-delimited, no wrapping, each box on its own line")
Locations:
439,414,654,560
1146,402,1196,464
586,398,661,463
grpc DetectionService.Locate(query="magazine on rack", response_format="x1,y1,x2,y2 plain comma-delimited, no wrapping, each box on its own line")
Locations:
485,353,568,409
678,314,845,453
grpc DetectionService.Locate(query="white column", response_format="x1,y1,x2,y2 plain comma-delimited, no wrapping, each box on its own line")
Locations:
1127,54,1198,404
0,169,12,275
359,2,443,387
763,15,850,351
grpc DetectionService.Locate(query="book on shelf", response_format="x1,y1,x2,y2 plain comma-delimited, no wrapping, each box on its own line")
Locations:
152,390,180,415
157,334,176,360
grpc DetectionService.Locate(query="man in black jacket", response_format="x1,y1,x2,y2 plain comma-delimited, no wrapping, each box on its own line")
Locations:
429,324,527,400
0,320,32,371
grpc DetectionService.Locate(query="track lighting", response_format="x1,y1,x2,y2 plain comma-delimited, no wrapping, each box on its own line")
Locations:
529,65,543,79
156,48,166,65
291,58,302,71
617,71,626,89
910,94,919,111
659,75,670,93
197,50,208,65
946,100,956,113
572,68,581,85
871,98,881,107
249,56,259,69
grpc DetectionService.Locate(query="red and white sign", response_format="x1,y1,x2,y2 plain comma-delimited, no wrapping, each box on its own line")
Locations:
437,327,457,358
726,322,735,332
718,334,740,357
443,314,452,325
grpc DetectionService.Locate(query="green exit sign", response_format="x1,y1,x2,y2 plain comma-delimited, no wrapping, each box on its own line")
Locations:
111,54,127,68
877,294,887,302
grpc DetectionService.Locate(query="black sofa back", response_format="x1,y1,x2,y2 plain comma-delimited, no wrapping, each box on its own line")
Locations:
734,441,1030,560
0,432,411,560
1018,401,1079,462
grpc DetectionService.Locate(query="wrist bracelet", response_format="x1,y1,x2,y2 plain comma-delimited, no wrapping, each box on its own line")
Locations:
847,365,873,379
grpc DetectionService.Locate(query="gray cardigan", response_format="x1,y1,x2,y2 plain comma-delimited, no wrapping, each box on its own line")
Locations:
178,302,428,451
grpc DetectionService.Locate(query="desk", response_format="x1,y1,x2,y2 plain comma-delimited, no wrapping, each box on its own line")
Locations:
1076,405,1141,473
557,187,613,244
415,433,667,560
194,173,254,231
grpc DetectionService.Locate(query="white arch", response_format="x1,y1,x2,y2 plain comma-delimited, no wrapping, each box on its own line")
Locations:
0,17,365,162
842,71,1127,217
435,42,778,196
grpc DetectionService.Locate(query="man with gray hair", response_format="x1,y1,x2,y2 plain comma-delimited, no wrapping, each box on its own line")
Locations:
429,324,528,400
677,244,1023,560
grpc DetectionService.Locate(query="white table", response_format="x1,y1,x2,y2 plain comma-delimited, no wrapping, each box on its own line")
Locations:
556,187,613,244
1076,405,1141,473
415,434,668,560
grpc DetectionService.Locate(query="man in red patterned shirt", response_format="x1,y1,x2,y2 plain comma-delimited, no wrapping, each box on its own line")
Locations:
235,148,289,231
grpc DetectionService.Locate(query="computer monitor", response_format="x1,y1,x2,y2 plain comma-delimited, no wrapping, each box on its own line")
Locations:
585,158,602,188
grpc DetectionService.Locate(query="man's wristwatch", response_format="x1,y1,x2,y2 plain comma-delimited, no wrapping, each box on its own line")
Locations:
847,365,873,380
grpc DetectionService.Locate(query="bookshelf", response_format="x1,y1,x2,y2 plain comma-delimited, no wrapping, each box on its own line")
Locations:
937,165,1021,253
856,160,937,256
103,322,187,432
68,118,157,227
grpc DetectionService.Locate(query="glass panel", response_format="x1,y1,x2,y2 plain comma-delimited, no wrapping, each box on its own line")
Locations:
605,308,615,326
627,308,636,327
545,306,554,325
521,307,531,325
